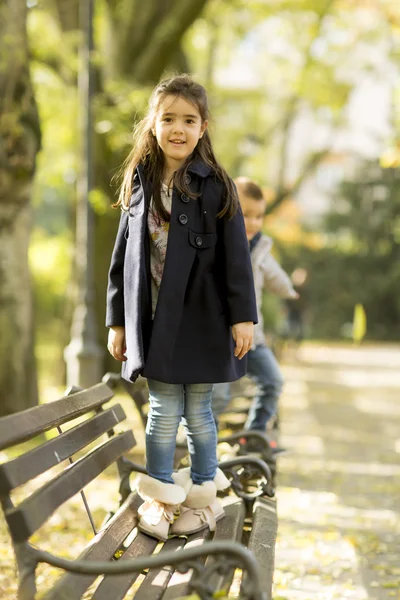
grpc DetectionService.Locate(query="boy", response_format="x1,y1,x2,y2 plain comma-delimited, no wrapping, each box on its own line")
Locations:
213,177,298,449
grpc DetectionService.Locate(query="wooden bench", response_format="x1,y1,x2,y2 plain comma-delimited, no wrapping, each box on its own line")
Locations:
0,383,277,600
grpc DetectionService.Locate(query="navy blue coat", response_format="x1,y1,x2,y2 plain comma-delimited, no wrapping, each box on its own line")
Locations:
106,160,258,384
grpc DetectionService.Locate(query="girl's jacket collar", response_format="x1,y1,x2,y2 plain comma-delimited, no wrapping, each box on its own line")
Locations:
136,159,212,185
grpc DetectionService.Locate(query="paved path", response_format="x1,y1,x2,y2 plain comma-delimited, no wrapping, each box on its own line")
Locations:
274,344,400,600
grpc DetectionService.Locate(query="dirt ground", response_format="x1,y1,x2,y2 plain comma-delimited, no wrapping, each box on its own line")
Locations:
274,343,400,600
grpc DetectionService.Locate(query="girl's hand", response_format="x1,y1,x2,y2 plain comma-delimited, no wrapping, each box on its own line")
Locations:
232,321,254,360
107,326,127,362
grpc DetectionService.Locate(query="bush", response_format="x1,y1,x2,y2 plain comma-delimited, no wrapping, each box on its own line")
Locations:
29,230,73,381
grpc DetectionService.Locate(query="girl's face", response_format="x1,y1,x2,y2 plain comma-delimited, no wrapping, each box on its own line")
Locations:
153,94,207,171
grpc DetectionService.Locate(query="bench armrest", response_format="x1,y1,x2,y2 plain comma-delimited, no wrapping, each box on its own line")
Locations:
33,541,266,600
118,456,147,475
115,456,147,503
219,430,273,460
219,456,275,499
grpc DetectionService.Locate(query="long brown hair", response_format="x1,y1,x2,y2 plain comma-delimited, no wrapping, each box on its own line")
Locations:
114,74,238,220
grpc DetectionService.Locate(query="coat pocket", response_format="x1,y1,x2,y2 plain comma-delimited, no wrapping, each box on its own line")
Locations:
188,230,217,249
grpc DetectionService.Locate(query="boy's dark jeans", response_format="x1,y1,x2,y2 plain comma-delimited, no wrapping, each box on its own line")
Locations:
212,343,284,431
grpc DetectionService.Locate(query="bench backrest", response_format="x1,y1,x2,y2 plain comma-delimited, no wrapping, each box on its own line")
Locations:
0,383,135,544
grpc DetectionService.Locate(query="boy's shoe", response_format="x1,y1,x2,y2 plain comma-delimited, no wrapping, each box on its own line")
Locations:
266,438,288,455
238,436,288,456
170,498,225,536
271,445,288,456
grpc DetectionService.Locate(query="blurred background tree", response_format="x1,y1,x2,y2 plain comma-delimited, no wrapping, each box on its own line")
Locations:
1,0,399,412
0,0,41,414
280,160,400,340
1,0,210,412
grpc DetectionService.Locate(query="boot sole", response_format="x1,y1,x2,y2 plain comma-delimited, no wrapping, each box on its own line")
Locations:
171,511,225,537
138,522,169,542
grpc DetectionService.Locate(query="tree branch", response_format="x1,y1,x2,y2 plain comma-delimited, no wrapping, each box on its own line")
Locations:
53,0,79,31
266,148,331,215
270,0,336,206
132,0,209,83
28,47,77,86
0,0,41,208
204,16,219,90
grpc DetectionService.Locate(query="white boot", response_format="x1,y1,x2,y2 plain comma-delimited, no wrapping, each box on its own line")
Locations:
136,474,186,541
170,468,230,536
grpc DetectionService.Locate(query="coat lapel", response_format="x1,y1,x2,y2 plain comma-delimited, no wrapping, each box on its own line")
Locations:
121,164,153,381
134,160,211,380
146,184,198,376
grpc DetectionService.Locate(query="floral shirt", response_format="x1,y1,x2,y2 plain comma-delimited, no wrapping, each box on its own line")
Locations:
148,183,172,317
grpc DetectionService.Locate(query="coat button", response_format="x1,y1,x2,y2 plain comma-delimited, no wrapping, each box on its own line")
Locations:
195,236,203,247
179,214,188,225
181,193,190,203
184,174,191,185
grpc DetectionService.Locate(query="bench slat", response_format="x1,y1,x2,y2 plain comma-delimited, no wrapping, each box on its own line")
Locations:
245,497,278,600
0,404,126,493
160,528,210,599
0,383,113,450
206,497,246,593
133,536,186,600
91,532,159,600
42,493,142,600
6,431,135,542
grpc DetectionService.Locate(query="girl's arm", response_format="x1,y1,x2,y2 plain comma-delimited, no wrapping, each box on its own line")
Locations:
232,321,254,359
261,254,298,299
106,210,128,328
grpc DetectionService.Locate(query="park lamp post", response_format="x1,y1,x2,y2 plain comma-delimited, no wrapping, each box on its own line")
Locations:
64,0,103,388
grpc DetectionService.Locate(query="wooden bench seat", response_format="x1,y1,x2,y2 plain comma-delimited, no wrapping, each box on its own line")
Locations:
0,383,277,600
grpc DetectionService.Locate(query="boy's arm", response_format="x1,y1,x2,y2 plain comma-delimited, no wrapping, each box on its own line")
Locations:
261,254,298,299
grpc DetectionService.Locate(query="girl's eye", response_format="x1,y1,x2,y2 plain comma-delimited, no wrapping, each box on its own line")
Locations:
186,119,195,124
163,117,172,122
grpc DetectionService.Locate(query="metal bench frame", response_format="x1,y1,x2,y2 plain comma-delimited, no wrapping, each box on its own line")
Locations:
0,383,276,600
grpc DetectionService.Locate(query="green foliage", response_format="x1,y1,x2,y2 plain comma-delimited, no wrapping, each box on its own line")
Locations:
20,0,400,361
29,9,78,234
29,229,73,336
280,161,400,340
183,0,385,190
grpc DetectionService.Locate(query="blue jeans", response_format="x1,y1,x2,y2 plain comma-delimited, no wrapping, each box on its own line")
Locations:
212,344,284,431
146,379,218,485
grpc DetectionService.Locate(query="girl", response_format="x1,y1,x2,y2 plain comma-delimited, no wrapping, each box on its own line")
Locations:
106,74,257,541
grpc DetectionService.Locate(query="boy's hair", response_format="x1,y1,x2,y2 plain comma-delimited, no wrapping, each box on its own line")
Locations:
234,177,265,202
115,74,238,220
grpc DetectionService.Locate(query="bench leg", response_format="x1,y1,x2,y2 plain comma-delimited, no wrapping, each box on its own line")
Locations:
14,542,38,600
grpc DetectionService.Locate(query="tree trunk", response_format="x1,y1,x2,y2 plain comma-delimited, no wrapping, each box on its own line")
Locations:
0,0,41,414
0,205,37,415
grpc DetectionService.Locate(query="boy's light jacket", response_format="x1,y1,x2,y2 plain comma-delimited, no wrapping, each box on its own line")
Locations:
251,234,297,345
